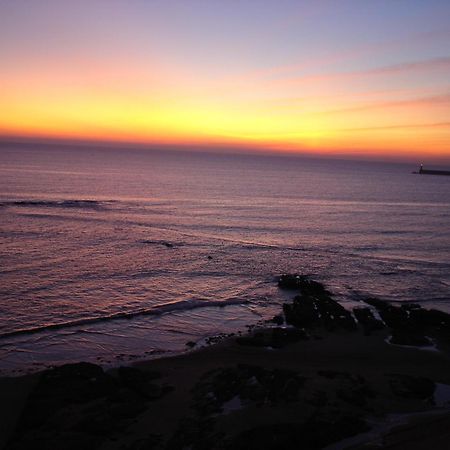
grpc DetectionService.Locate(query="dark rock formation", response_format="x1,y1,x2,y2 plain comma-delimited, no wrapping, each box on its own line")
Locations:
227,415,369,450
364,297,450,346
390,330,432,347
236,327,307,348
6,363,172,450
353,307,385,335
283,294,356,331
191,365,306,417
167,417,219,450
278,274,331,297
279,275,356,332
122,435,161,450
317,371,376,408
117,366,170,400
268,314,284,326
388,374,435,400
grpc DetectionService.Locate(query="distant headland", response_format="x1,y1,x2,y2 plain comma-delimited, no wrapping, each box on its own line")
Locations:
413,164,450,176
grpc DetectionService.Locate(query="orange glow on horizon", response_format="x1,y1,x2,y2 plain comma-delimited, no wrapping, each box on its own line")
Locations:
1,56,449,160
1,83,449,160
1,2,449,161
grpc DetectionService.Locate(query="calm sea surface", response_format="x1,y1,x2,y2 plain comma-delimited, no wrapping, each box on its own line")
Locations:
1,144,449,374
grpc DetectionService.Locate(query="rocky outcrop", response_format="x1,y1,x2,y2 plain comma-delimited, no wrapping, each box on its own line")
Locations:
388,373,435,400
236,327,307,348
279,274,450,346
364,298,450,347
353,307,385,335
191,365,307,417
279,275,356,331
227,415,369,450
283,294,356,332
278,274,331,297
6,363,172,450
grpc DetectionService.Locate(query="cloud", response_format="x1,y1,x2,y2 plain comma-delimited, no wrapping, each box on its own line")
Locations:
356,57,450,77
277,57,450,87
314,93,450,116
340,122,450,132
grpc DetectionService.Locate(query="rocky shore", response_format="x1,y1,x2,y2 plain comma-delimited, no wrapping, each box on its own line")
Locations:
1,275,450,450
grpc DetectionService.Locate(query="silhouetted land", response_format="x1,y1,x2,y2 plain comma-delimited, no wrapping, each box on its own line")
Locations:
413,165,450,176
2,275,450,450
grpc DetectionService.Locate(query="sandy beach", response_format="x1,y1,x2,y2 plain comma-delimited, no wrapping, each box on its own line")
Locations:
2,276,450,450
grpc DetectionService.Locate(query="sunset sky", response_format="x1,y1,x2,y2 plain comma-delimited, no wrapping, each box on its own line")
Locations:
1,0,450,160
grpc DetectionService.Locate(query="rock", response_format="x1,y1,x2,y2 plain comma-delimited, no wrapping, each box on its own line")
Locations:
235,327,307,348
166,417,218,450
191,365,305,416
109,401,147,420
337,386,368,407
283,294,356,331
277,274,304,290
22,363,117,426
277,274,331,298
228,415,369,450
228,423,303,450
353,307,385,335
268,314,284,325
317,370,367,385
118,366,161,382
317,370,347,379
271,327,308,347
364,297,389,310
378,305,409,329
235,334,265,347
364,297,450,345
7,363,172,450
316,371,376,407
390,330,432,347
410,308,450,332
283,295,319,328
117,366,170,400
388,374,435,399
123,435,161,450
401,303,422,310
282,378,302,401
306,389,328,407
278,275,356,332
73,412,118,435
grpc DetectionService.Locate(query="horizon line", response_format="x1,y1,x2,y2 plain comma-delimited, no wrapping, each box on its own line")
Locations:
1,133,449,166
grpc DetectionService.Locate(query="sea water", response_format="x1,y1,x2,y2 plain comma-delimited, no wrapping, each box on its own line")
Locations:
1,143,449,374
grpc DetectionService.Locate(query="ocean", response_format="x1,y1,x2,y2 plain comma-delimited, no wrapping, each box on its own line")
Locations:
1,143,449,375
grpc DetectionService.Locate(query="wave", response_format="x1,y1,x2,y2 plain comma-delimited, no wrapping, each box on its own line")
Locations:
378,230,410,235
0,297,249,340
1,199,108,209
388,296,450,304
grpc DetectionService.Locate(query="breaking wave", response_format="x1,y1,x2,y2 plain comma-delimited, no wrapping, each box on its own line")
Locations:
1,199,107,209
0,297,249,339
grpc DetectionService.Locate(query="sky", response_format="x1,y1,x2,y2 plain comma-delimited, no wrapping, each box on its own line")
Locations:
1,0,450,160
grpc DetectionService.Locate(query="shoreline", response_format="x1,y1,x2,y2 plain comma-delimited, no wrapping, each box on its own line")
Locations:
2,275,450,449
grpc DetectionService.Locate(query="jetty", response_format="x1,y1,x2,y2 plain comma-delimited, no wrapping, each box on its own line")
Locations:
413,164,450,176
